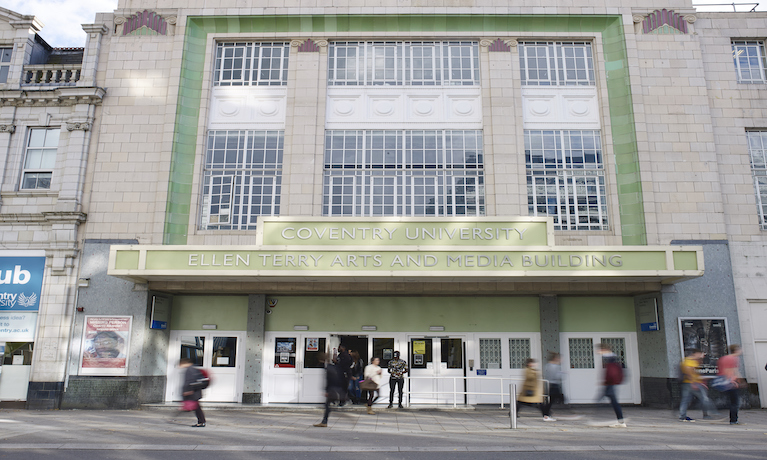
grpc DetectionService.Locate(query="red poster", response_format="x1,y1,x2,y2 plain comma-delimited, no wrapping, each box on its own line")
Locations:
80,316,132,375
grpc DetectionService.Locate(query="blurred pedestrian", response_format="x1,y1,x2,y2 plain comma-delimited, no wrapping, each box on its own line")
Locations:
362,357,383,414
314,352,346,428
545,352,565,406
597,343,626,427
348,350,364,404
387,351,408,408
717,344,743,425
336,345,352,406
180,357,206,428
678,348,719,422
517,358,555,421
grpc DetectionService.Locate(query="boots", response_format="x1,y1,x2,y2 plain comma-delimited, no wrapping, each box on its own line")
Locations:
367,406,375,415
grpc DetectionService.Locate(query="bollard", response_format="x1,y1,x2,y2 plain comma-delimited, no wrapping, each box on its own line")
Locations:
509,383,517,429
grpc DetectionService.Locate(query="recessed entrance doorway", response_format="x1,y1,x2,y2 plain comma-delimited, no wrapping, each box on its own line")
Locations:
165,331,244,402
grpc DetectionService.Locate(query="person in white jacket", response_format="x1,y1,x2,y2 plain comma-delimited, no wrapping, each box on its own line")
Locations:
363,357,383,415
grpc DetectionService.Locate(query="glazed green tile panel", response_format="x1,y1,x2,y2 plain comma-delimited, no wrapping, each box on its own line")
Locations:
559,296,636,332
114,250,140,270
673,251,698,271
265,296,541,332
171,295,249,331
166,14,646,245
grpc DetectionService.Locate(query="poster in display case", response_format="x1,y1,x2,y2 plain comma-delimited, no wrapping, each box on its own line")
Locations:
79,315,132,375
678,318,729,375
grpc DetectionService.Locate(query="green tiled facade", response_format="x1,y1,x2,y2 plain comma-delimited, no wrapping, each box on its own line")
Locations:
165,14,647,245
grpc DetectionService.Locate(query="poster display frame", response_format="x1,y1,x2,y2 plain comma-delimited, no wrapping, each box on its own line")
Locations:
79,315,132,376
677,317,729,375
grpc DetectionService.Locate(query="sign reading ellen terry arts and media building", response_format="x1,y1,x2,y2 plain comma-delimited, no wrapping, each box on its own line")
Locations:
108,218,703,280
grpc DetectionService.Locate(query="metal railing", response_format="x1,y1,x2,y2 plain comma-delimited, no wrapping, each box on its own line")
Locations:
691,2,760,12
403,375,549,409
22,64,82,86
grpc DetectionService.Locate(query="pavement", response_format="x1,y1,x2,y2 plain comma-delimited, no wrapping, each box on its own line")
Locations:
0,404,765,454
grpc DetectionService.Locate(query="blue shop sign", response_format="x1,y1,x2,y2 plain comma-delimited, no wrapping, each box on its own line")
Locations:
0,257,45,311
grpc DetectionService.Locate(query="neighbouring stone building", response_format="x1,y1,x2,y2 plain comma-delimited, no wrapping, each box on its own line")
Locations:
1,0,766,411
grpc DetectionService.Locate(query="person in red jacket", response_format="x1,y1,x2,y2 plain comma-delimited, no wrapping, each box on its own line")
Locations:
717,344,743,425
597,343,625,427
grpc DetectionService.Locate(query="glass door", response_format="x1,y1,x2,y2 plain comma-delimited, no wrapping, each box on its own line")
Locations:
409,337,435,404
437,338,465,405
166,331,244,402
298,335,329,402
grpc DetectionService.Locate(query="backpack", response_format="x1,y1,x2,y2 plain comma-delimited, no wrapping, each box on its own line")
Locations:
197,368,211,389
605,361,624,385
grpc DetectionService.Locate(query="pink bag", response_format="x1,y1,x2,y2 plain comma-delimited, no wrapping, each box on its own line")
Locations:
182,400,198,411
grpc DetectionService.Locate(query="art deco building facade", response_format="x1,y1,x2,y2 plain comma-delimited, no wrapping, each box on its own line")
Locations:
1,0,766,410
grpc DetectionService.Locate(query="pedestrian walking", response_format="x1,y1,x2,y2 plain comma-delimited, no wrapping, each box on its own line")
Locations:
516,358,555,421
180,357,206,428
336,344,352,406
717,344,743,425
362,357,383,414
349,350,364,404
678,348,719,422
545,352,565,406
387,351,408,408
597,343,626,427
314,353,346,428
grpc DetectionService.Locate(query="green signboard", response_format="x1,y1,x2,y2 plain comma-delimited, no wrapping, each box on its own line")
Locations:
257,218,553,247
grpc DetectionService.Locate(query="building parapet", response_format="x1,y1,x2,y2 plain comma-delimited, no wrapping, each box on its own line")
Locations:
22,64,82,87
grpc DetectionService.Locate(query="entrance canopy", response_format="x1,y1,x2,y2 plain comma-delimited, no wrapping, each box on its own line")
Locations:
108,218,703,285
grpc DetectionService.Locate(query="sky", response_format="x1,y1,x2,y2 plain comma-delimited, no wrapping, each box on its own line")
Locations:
3,0,766,48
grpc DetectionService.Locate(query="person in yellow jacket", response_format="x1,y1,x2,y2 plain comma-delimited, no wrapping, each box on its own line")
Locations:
678,349,720,422
516,358,555,421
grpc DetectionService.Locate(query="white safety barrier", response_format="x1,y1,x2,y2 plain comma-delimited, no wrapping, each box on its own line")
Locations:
402,376,549,410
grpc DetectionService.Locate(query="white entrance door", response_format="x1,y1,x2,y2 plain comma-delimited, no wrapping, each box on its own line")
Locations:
408,337,466,405
749,301,767,408
468,334,540,405
165,331,244,402
755,341,767,408
560,333,640,404
264,333,331,403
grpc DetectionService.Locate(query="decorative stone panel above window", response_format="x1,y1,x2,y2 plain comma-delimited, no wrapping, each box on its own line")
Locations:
641,9,689,34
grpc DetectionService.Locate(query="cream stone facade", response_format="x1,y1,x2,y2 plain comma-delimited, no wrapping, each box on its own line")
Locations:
1,0,766,410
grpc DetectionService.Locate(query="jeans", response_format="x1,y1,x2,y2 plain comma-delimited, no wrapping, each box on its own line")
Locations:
679,382,715,418
321,398,331,423
725,388,739,423
389,378,404,405
603,385,623,421
194,404,206,424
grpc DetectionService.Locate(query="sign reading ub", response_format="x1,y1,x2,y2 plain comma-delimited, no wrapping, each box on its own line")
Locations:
0,257,45,311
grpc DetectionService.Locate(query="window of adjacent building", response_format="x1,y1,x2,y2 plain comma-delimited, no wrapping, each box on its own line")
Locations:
519,41,595,86
732,40,767,84
323,130,484,216
0,48,11,83
21,128,59,190
525,129,608,230
201,130,283,230
748,131,767,229
213,42,289,86
328,41,480,86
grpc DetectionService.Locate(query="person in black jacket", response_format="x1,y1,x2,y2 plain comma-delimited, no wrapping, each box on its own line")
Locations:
336,345,352,406
180,357,206,427
314,353,346,427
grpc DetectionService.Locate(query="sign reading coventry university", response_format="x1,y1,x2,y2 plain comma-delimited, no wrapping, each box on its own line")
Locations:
0,252,45,311
108,217,704,282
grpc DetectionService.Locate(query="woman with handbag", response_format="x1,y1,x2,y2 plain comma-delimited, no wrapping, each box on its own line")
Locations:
517,358,555,421
362,357,383,415
180,357,206,427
